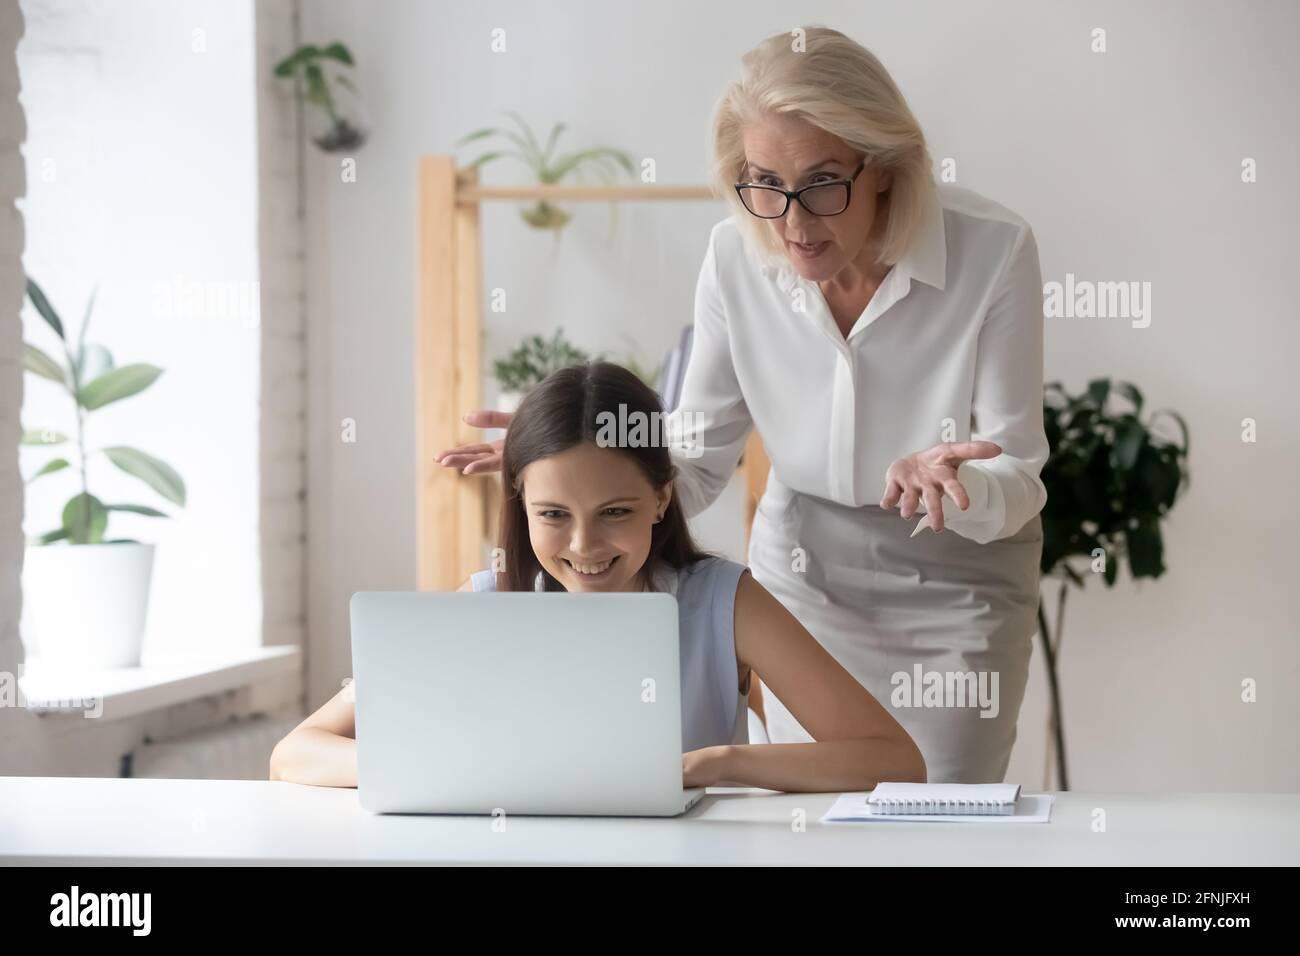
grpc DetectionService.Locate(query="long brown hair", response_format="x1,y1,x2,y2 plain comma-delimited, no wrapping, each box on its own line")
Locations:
496,361,710,592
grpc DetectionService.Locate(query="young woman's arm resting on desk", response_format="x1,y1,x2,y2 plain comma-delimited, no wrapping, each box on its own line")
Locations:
268,577,475,788
687,570,926,792
269,575,925,791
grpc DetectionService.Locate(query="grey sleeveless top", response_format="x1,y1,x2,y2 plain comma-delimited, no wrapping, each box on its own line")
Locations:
469,556,751,751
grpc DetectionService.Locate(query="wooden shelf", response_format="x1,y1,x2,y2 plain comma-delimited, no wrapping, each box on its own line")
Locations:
456,183,716,203
417,157,725,591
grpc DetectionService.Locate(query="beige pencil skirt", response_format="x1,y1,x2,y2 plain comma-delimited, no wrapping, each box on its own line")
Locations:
747,470,1043,784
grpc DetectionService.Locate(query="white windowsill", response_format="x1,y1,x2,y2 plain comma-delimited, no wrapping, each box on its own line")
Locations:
18,646,301,722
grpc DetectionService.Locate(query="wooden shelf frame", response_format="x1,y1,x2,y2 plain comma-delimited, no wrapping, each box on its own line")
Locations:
415,157,765,591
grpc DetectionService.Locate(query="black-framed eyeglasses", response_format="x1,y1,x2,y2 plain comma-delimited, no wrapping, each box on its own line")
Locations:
734,160,867,219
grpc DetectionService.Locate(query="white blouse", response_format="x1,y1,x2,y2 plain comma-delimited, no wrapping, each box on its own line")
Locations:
665,183,1048,545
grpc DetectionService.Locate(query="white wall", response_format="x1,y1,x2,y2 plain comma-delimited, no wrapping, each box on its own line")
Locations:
298,0,1300,790
16,0,262,659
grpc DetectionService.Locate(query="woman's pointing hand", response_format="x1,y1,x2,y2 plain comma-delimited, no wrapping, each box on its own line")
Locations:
879,440,1002,532
433,410,513,475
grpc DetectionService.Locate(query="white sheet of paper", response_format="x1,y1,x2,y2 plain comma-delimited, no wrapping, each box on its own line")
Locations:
821,792,1055,824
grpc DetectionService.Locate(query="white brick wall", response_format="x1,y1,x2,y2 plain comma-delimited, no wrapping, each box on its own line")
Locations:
0,1,311,775
0,0,30,773
255,0,307,670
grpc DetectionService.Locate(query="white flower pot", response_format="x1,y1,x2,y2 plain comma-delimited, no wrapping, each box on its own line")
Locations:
496,390,523,415
20,543,156,669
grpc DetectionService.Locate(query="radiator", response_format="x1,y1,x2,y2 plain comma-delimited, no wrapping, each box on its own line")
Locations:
130,715,303,780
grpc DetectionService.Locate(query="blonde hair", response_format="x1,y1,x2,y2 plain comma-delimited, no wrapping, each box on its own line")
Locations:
709,26,936,270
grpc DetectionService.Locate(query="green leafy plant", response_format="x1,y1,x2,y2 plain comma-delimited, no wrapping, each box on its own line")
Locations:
492,328,591,394
273,42,365,151
1037,377,1189,790
455,110,635,230
21,278,187,545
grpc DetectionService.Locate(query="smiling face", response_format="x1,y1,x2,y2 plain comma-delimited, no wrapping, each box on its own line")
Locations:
519,440,672,593
740,113,892,283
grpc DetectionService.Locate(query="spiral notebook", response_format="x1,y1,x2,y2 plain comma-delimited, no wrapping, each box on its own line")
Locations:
822,783,1054,824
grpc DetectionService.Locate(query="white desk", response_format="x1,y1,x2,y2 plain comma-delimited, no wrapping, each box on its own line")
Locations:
2,777,1296,865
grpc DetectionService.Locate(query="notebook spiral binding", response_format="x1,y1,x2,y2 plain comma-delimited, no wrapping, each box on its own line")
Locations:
867,797,1014,815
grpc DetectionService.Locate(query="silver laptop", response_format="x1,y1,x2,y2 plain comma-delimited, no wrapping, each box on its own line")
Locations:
350,590,705,816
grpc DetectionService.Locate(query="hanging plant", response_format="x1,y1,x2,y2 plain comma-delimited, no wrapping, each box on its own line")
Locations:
274,42,368,152
456,111,634,232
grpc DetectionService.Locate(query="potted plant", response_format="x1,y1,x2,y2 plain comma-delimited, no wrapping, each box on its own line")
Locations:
456,111,635,232
1037,378,1190,790
20,278,187,669
273,42,367,152
492,328,590,413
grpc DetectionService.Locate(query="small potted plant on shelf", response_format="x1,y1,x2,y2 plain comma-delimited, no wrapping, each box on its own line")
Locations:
492,328,590,413
274,41,367,152
20,278,187,669
456,110,635,232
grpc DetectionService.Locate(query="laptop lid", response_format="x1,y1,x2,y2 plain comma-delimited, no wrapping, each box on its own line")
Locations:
350,590,687,815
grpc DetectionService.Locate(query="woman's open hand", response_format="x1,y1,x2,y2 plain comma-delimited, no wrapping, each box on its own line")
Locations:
879,440,1002,532
433,410,512,475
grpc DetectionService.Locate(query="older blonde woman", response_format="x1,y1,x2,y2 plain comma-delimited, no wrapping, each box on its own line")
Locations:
437,26,1047,784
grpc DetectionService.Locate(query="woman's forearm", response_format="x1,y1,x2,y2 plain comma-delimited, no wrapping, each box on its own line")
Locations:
269,730,924,794
269,728,358,788
714,738,926,793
